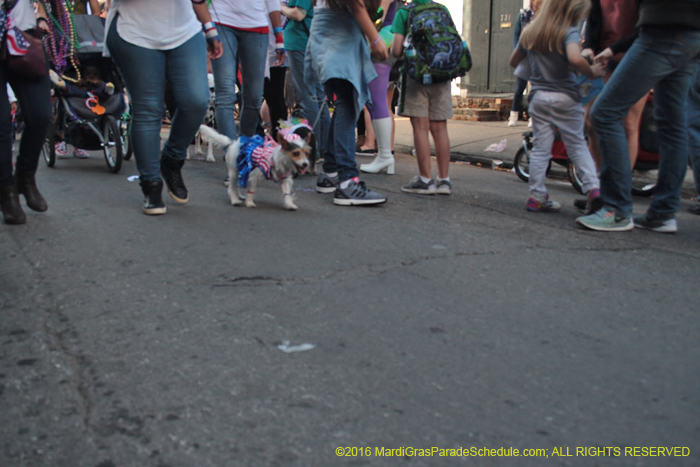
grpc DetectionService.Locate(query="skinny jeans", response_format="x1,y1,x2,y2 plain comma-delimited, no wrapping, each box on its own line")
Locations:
107,17,209,182
591,28,700,217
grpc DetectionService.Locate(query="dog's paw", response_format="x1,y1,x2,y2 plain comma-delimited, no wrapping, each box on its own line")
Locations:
206,156,216,163
285,202,299,211
245,200,256,208
230,197,242,206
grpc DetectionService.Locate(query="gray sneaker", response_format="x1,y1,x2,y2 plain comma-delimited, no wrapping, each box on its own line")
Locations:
633,212,677,233
333,177,387,206
436,179,452,195
401,176,436,195
316,172,339,193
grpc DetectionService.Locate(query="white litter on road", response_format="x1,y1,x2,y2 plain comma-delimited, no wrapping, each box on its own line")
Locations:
484,139,507,153
127,175,140,182
278,340,316,353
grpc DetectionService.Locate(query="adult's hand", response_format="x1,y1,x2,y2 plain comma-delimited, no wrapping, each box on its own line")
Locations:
371,39,389,62
273,49,286,67
208,40,223,60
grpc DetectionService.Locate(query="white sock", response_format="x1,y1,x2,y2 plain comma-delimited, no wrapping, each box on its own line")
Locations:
437,177,450,183
325,171,338,178
339,179,353,189
420,176,432,184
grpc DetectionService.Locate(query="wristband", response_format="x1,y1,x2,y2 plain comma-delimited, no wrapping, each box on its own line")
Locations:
273,27,284,34
202,21,216,34
275,43,286,54
371,35,381,49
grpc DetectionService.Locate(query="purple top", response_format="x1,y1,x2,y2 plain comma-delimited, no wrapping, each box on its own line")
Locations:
384,0,399,28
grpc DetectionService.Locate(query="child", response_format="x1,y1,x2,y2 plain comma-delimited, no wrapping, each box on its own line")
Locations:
509,0,604,213
392,0,454,196
307,0,389,206
49,65,115,158
49,65,115,100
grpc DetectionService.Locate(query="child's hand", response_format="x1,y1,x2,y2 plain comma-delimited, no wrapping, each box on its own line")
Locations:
581,48,594,61
371,39,389,61
589,62,605,79
594,47,613,67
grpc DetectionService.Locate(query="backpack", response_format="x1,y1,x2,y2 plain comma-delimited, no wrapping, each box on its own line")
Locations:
402,1,472,84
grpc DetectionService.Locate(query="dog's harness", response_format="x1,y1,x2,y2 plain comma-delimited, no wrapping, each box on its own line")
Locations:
236,134,301,188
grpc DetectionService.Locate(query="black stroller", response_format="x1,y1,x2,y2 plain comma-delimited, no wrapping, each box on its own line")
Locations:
41,15,132,173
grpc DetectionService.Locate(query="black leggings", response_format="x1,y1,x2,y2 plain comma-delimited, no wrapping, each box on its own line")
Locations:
0,61,52,185
263,66,288,139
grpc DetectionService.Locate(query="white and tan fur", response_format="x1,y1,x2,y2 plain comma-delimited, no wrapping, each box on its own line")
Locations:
187,74,217,163
187,129,216,162
198,125,310,210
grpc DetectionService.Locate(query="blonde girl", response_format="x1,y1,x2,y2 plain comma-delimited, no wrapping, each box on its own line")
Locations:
509,0,604,213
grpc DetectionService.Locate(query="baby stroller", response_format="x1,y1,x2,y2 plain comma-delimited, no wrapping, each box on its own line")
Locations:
41,15,132,173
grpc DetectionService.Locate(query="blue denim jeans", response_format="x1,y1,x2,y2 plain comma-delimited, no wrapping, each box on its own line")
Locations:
0,60,51,185
287,49,330,156
688,63,700,200
210,26,267,140
107,17,209,181
591,28,700,217
323,79,360,181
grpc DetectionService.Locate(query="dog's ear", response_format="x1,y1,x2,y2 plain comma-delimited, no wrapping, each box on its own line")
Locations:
305,132,311,144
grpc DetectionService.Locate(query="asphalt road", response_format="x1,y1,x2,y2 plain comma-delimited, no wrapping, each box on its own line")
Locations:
1,148,699,467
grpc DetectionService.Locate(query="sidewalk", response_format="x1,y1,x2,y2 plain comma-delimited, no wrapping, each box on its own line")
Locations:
393,116,526,169
392,117,697,194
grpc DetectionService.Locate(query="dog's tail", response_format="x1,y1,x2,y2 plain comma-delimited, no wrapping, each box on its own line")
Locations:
198,125,234,149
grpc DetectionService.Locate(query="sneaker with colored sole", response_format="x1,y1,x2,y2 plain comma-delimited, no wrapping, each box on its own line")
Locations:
401,176,436,195
333,177,386,206
576,207,633,232
55,141,69,159
527,193,561,212
633,212,677,233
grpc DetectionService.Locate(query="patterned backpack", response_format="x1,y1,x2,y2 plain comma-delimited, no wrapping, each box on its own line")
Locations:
402,1,472,84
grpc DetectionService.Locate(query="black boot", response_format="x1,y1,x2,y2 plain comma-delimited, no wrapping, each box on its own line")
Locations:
160,156,188,204
139,179,166,215
0,184,27,225
15,169,48,212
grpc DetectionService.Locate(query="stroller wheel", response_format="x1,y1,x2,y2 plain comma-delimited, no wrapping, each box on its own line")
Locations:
102,115,123,173
42,118,57,168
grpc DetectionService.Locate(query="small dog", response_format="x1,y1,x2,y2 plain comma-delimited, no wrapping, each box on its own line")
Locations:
198,125,311,210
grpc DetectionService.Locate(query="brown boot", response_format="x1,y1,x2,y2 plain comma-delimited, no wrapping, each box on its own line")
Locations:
15,169,48,212
0,184,27,225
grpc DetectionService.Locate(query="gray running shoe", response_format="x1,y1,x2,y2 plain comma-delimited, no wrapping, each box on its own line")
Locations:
436,179,452,195
333,177,387,206
633,212,677,233
401,176,436,195
316,172,339,193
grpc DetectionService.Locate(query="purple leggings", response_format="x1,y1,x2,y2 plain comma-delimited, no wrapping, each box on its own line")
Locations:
367,63,391,120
